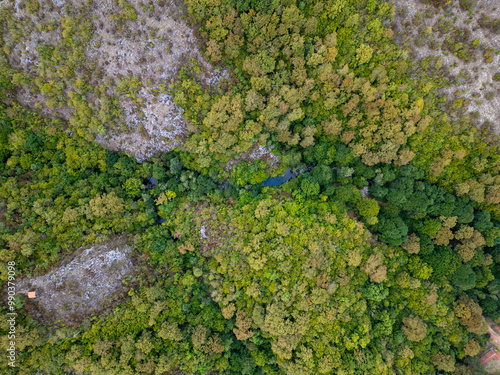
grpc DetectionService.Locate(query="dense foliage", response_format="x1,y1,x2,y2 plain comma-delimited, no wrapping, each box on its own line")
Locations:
175,0,500,220
1,0,500,374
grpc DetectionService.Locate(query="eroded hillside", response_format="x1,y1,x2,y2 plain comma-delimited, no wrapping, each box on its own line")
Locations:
0,0,226,161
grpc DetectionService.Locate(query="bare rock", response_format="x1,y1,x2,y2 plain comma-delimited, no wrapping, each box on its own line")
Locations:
16,237,135,325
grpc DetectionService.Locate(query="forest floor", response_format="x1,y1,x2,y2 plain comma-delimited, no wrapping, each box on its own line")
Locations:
392,0,500,135
16,236,136,326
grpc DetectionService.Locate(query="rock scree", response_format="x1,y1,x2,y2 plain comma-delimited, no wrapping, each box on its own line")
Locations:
15,237,136,325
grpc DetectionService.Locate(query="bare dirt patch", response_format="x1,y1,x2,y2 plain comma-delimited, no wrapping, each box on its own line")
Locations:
14,236,136,325
392,0,500,134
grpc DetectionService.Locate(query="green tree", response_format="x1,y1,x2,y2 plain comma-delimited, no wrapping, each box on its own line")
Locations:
375,215,408,247
451,264,477,291
311,164,333,186
123,178,142,198
402,315,427,342
356,198,380,218
301,179,320,197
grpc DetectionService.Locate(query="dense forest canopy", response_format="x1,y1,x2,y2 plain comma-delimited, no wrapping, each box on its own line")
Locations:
1,0,500,374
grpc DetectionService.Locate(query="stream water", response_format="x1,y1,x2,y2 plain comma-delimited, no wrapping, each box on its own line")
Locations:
262,168,301,187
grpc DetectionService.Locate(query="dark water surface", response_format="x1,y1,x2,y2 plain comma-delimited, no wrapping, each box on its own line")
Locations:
262,168,301,187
